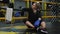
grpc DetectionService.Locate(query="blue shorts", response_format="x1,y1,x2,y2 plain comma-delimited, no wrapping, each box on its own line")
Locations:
26,20,42,28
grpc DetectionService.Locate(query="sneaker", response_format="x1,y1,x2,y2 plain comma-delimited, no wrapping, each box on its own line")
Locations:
40,29,48,34
36,27,40,31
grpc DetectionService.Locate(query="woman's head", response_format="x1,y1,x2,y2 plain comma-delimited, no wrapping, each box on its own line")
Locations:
32,2,40,10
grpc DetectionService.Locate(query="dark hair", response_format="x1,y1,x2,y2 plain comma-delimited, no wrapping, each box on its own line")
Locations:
32,2,35,5
32,2,40,9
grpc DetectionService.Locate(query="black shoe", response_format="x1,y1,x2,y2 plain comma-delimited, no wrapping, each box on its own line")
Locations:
37,28,48,34
40,29,48,34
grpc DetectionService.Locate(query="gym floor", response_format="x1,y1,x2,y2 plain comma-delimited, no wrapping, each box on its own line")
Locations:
0,21,60,34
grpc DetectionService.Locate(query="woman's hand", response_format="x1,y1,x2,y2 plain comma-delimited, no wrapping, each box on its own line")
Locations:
38,18,41,20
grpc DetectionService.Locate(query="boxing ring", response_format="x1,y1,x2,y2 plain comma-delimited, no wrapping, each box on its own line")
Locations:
0,0,60,34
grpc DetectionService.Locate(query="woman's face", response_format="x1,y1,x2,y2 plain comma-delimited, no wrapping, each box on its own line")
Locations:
32,3,37,9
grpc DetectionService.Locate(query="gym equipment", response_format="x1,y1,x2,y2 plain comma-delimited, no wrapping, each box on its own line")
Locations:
11,28,17,32
14,12,21,17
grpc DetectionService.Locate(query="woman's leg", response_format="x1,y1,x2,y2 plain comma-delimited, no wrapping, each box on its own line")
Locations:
41,21,46,28
25,21,35,28
40,21,48,34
